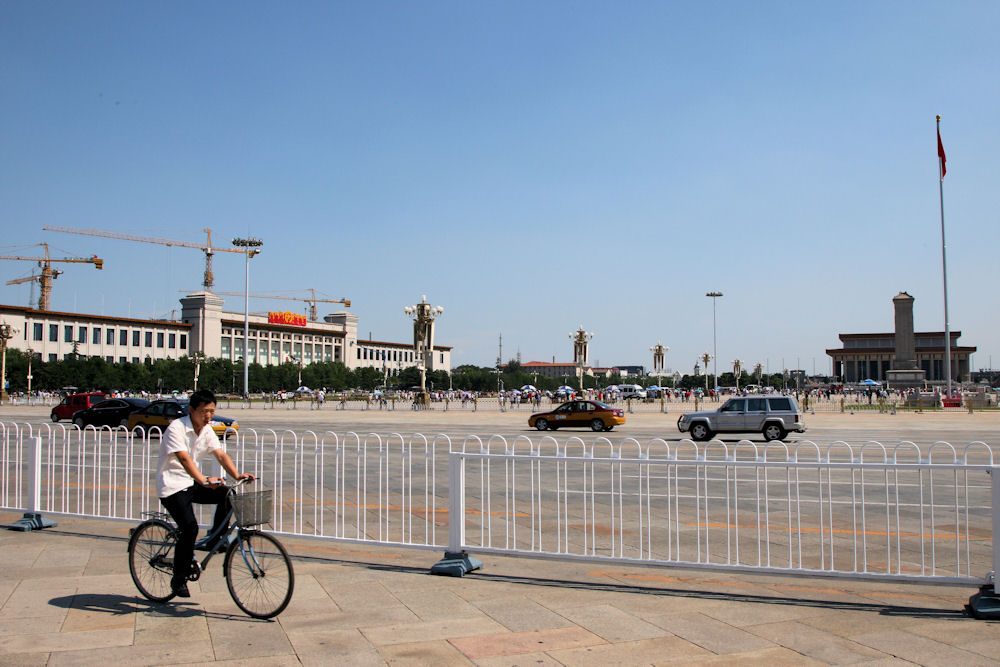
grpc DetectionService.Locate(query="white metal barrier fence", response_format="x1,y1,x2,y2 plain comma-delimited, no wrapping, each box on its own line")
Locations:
1,423,997,598
0,422,450,551
444,437,999,589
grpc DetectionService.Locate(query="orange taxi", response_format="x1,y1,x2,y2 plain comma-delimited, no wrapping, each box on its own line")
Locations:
528,400,625,432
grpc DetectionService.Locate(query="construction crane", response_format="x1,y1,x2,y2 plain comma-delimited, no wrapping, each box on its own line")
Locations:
42,226,257,291
182,288,351,321
1,243,103,310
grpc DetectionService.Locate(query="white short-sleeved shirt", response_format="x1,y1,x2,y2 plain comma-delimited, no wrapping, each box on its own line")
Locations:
156,415,222,498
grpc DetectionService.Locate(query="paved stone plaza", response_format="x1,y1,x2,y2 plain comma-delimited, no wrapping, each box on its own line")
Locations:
1,407,1000,665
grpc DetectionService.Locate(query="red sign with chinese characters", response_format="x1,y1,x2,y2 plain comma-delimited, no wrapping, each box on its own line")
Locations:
268,311,307,327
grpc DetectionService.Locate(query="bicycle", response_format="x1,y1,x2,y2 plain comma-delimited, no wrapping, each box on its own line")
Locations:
127,478,294,619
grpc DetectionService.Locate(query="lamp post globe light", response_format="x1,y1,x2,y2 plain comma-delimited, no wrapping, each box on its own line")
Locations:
569,326,593,392
231,237,263,398
404,295,444,405
706,291,723,394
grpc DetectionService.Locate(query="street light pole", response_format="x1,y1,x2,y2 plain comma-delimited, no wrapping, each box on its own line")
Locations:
192,352,204,391
231,237,263,398
700,352,713,392
569,326,593,393
404,295,444,405
0,323,16,402
26,348,33,400
650,342,668,391
706,292,723,392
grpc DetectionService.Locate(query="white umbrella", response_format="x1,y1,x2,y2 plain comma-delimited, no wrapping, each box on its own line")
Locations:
521,384,537,392
557,385,574,392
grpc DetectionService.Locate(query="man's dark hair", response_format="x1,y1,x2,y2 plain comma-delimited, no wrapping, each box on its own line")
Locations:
189,389,217,410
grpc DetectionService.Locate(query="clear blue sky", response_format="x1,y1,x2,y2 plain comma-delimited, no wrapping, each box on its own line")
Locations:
2,1,998,374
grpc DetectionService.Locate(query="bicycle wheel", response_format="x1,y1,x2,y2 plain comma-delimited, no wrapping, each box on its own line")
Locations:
224,531,294,619
128,520,177,602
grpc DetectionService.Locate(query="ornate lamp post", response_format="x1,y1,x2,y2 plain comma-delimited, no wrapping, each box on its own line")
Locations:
191,351,206,391
706,291,723,392
569,326,593,392
404,295,444,404
732,359,743,392
699,352,713,392
0,323,16,402
650,342,668,389
231,237,263,398
26,348,34,400
753,362,763,389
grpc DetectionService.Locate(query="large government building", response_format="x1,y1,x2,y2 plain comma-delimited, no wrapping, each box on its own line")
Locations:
0,291,451,373
826,292,974,385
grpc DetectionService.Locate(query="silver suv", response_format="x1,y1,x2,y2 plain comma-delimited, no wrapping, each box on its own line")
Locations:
677,395,806,441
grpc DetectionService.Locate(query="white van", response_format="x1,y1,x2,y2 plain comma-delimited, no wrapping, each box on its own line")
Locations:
619,384,647,400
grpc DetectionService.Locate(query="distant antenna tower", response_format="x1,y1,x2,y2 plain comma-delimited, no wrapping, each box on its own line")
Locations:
496,332,503,368
516,347,521,364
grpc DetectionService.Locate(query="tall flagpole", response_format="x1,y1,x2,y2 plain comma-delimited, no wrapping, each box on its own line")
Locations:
937,115,952,399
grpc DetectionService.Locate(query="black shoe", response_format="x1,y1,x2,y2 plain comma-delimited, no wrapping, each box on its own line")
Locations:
171,581,191,598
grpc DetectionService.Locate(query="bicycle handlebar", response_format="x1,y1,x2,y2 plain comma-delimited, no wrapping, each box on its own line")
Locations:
201,475,256,489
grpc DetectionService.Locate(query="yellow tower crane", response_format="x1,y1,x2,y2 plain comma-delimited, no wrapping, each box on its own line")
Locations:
186,289,351,321
42,225,256,291
1,243,104,310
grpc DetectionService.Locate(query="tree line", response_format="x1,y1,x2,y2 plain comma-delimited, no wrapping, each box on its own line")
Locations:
2,350,797,395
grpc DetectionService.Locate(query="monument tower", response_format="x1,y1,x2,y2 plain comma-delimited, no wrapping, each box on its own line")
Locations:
886,292,926,389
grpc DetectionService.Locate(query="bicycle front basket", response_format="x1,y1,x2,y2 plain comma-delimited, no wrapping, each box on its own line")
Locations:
231,489,272,527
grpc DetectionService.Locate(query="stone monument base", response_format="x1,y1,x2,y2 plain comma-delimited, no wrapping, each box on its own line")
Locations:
886,369,926,390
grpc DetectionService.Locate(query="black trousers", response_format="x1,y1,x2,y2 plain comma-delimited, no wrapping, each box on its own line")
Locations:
160,484,230,585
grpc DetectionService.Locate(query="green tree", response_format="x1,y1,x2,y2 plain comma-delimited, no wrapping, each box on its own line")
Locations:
353,367,382,391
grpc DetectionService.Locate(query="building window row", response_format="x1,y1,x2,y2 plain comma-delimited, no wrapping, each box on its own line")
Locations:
223,328,338,345
31,322,185,350
219,336,343,365
358,347,414,362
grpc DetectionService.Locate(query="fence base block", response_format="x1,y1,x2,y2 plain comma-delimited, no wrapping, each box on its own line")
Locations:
966,585,1000,620
7,513,58,532
430,551,482,577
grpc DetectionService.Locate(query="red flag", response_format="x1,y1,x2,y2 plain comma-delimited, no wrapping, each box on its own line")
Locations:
937,127,947,178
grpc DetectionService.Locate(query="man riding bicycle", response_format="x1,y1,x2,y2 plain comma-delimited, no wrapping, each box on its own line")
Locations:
155,389,253,598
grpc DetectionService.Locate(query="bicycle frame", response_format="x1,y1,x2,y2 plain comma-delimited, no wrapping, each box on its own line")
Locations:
140,480,269,579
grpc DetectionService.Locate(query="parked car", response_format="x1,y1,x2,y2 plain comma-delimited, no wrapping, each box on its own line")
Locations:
126,399,238,438
677,395,806,441
619,384,647,400
71,397,150,429
529,400,626,432
51,392,106,422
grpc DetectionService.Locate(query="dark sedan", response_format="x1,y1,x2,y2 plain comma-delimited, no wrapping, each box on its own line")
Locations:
71,398,150,429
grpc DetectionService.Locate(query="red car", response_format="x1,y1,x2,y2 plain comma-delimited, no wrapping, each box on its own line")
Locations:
51,392,106,422
528,400,626,432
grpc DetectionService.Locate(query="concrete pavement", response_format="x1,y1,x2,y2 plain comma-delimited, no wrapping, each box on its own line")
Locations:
1,512,999,666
